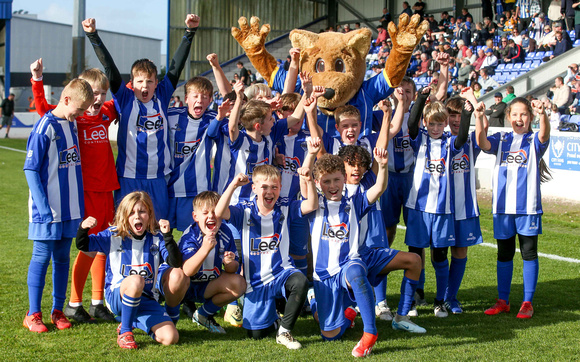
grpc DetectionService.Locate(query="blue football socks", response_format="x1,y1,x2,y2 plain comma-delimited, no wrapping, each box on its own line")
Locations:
523,259,539,302
345,263,377,335
199,299,221,317
432,259,450,301
374,276,387,305
446,256,467,301
497,260,514,301
397,276,418,316
121,294,140,334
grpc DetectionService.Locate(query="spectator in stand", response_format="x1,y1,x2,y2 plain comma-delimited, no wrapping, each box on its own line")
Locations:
486,92,508,126
569,76,580,114
543,30,573,60
481,48,499,72
564,63,578,86
401,2,413,17
483,17,497,41
551,76,572,113
497,15,510,37
377,41,390,63
473,22,486,45
497,37,511,59
428,50,441,76
438,11,452,31
443,41,456,58
479,69,500,92
465,48,477,65
380,7,392,28
456,39,468,61
449,80,460,97
561,0,576,31
528,13,549,41
459,21,473,46
472,82,483,98
537,24,555,50
413,0,426,18
473,48,487,70
512,28,524,44
502,39,525,63
375,25,388,46
427,14,441,35
28,96,36,112
173,96,183,107
408,51,421,76
343,24,351,33
458,58,473,83
503,85,517,102
415,52,431,77
449,58,459,79
574,1,580,38
460,8,474,21
548,0,563,24
516,0,542,30
354,22,361,29
521,30,537,51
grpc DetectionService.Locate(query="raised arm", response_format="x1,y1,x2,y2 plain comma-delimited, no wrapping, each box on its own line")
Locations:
303,91,326,157
532,99,550,143
76,217,98,252
228,81,245,142
408,87,431,139
282,48,301,95
298,166,318,214
207,53,232,97
475,101,492,151
83,18,122,94
30,59,54,116
299,137,322,199
215,173,249,221
366,148,389,204
166,14,200,88
454,100,474,149
389,88,406,140
435,52,450,101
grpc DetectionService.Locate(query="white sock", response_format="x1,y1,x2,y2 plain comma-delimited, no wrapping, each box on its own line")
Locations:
69,302,82,307
91,300,104,306
278,325,290,335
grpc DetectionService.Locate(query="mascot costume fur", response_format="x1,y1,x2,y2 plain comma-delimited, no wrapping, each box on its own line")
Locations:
232,14,429,137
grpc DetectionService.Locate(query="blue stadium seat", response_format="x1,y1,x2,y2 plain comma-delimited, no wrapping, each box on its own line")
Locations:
518,70,527,76
574,39,580,47
505,63,514,71
496,63,506,72
513,63,522,70
530,60,541,69
525,52,535,60
533,51,544,60
544,50,553,57
497,74,506,83
522,61,531,70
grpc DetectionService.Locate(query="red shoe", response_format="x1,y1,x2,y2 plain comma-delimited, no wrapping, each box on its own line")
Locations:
117,331,138,349
484,299,510,315
23,311,48,333
516,301,534,319
345,306,357,329
352,332,378,358
51,309,72,330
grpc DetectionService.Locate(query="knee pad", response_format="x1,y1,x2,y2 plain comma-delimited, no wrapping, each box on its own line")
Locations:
285,272,308,298
345,262,366,284
519,235,538,261
431,247,448,263
408,246,423,258
497,236,516,262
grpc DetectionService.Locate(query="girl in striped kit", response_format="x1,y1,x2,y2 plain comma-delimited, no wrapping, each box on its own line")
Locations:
476,97,551,319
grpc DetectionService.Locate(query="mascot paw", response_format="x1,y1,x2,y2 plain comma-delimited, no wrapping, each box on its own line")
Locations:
388,14,429,53
231,16,271,55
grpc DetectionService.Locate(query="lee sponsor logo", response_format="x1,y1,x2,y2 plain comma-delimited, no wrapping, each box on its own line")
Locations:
121,262,153,279
83,124,108,143
500,149,528,165
250,233,280,254
393,135,411,151
322,222,349,241
425,157,446,174
136,113,164,133
191,266,221,282
247,158,269,175
58,145,81,168
279,156,301,173
451,153,470,172
175,139,201,158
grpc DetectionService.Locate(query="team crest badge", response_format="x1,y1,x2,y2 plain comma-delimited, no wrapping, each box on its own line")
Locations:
150,244,159,256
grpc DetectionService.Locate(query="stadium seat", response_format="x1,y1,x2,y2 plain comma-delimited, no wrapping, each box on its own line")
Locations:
534,51,544,60
544,50,553,58
505,63,514,71
513,63,522,70
496,74,506,83
530,60,541,69
522,61,531,70
525,52,535,60
574,39,580,47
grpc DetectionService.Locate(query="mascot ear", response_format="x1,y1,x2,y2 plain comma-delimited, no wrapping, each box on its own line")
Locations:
344,28,372,58
290,30,319,50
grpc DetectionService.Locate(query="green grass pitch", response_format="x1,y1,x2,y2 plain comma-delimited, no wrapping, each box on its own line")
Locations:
1,138,579,361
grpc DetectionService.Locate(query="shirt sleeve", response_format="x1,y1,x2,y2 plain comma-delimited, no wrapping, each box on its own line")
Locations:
23,131,49,172
485,131,502,154
228,205,244,232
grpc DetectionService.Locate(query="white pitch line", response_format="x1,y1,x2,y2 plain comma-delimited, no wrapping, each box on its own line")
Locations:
0,145,27,154
396,224,580,264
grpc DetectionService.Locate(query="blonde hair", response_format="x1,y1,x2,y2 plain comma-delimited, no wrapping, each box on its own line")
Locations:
240,100,271,131
62,78,93,104
423,101,449,124
279,93,301,113
113,191,158,239
252,164,281,183
193,191,220,211
185,76,213,98
245,83,272,100
79,68,109,90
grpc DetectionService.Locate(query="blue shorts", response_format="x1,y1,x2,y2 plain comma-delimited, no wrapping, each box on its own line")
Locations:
106,287,171,335
405,209,455,248
184,282,211,303
454,217,483,247
380,172,413,227
168,196,194,232
363,248,399,286
493,214,542,239
116,177,169,220
29,219,81,241
243,268,298,330
364,209,389,249
314,260,367,332
289,216,310,256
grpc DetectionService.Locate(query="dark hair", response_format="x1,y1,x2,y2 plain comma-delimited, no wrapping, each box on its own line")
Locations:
337,145,372,171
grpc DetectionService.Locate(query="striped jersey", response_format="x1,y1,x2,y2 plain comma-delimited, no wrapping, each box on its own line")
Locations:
114,77,174,179
24,112,84,223
213,119,288,204
179,223,238,283
167,107,218,197
344,171,388,249
276,129,310,205
307,193,373,281
388,113,415,173
450,132,481,220
406,129,456,214
229,199,300,292
485,131,549,215
323,132,379,157
86,227,169,299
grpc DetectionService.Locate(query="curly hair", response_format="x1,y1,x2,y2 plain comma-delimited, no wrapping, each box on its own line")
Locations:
337,145,372,171
313,153,346,181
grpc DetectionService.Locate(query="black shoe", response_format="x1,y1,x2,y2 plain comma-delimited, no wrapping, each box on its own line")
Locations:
89,304,116,322
182,299,197,319
64,303,95,323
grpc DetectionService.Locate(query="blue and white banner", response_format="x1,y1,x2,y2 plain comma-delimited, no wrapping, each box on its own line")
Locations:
549,135,580,171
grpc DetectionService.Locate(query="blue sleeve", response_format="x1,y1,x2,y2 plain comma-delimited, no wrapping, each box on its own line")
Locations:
323,133,337,154
364,133,379,149
157,76,176,110
24,169,52,222
23,131,48,172
113,80,133,116
271,118,289,144
288,199,303,222
221,226,239,260
372,109,384,133
270,67,302,94
534,132,550,158
485,132,502,154
356,192,373,219
207,118,227,140
179,229,201,261
88,230,112,254
360,69,394,106
228,205,244,231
